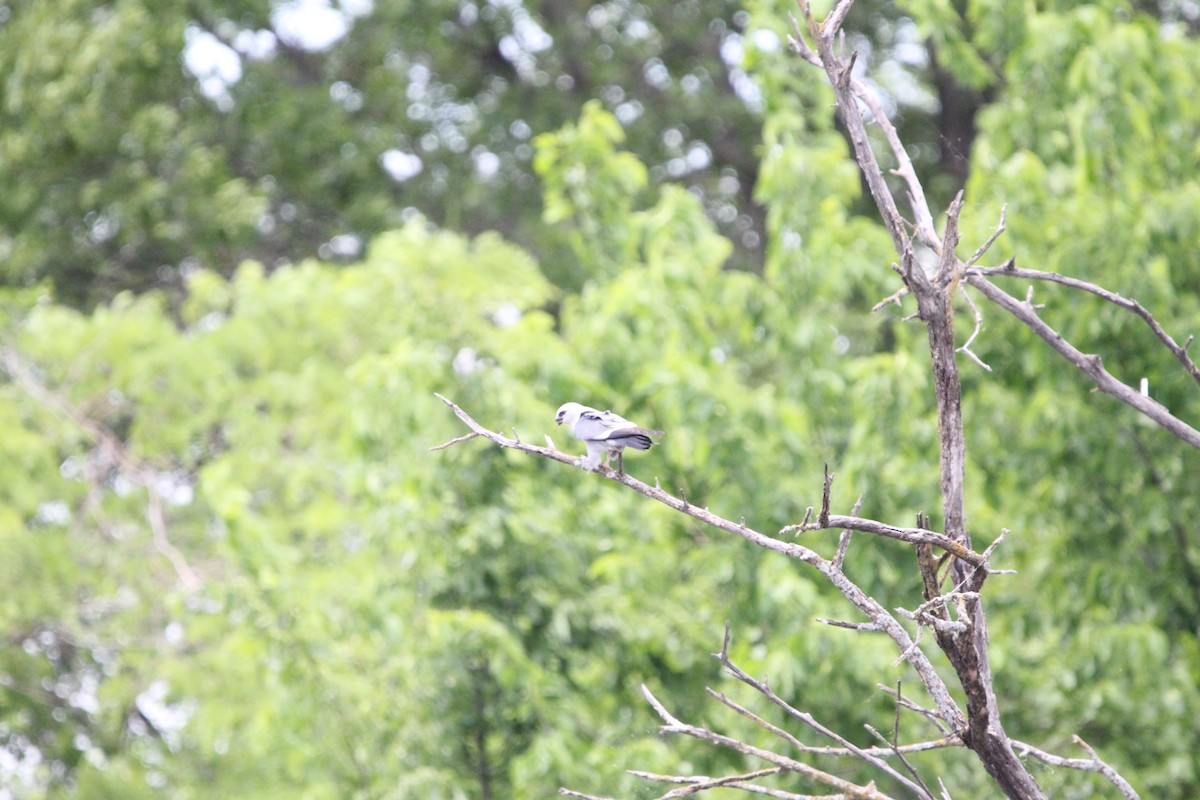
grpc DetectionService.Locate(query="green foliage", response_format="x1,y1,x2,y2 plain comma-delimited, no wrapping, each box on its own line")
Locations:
0,0,267,305
0,0,781,306
902,0,1022,90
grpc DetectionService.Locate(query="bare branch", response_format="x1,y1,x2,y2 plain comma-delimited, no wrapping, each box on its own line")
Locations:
708,689,957,761
964,276,1200,449
864,724,936,800
784,514,986,567
872,283,910,312
785,15,820,67
859,92,939,248
935,192,965,288
1011,738,1140,800
635,768,832,800
628,766,783,796
785,7,1058,794
891,680,902,744
428,431,480,451
980,529,1010,565
818,462,834,526
638,776,841,800
706,688,818,756
786,24,938,250
640,685,902,800
968,263,1200,388
832,495,863,569
558,789,613,800
877,684,953,737
1070,737,1141,800
817,618,880,632
711,643,938,799
957,287,993,372
797,0,911,257
709,686,956,761
823,0,857,38
964,205,1008,269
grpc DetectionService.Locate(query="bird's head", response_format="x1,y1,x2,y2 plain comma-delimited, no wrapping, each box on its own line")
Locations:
555,402,586,427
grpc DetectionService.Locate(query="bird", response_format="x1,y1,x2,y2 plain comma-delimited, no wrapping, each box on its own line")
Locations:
555,402,663,475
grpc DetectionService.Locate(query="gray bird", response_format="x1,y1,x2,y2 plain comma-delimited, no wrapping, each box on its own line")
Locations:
555,402,663,474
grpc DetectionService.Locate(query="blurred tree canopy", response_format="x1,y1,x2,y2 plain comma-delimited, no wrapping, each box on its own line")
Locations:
2,1,1200,798
2,0,1089,306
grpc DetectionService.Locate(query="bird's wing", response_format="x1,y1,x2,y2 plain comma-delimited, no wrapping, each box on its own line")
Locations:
573,409,635,440
574,409,662,441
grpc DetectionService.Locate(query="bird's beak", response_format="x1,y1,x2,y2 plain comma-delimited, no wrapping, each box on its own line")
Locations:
554,415,563,425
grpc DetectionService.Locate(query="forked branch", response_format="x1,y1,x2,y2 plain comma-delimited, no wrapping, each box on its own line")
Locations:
964,275,1200,449
968,262,1200,388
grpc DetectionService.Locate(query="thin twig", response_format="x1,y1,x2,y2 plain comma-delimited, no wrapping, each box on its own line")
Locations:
877,684,954,737
833,495,863,569
964,205,1008,269
957,287,993,372
558,789,613,800
817,618,880,632
872,283,911,312
628,767,783,798
865,723,936,799
429,431,480,451
706,689,815,755
709,690,959,762
823,0,858,38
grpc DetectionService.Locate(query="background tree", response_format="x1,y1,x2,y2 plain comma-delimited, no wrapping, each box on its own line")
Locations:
1,0,1051,306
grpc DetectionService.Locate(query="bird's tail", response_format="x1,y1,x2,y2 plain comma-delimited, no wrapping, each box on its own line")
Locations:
618,428,663,450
